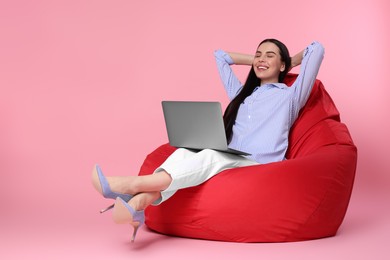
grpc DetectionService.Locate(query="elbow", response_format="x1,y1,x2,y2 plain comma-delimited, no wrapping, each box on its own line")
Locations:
311,41,325,57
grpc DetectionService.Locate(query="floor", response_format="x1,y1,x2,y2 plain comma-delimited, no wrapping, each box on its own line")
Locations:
1,171,389,260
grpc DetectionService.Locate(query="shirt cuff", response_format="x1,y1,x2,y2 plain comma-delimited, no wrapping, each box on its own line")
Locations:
303,41,319,57
214,49,234,65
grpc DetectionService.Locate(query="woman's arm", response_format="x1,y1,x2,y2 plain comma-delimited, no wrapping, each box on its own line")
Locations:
290,49,305,70
226,52,254,66
292,41,325,109
228,49,305,70
214,50,244,100
229,49,305,69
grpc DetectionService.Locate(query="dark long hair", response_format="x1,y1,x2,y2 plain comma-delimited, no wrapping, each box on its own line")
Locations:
223,39,291,143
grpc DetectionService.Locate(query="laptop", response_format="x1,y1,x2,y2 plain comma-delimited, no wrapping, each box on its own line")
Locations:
161,101,251,156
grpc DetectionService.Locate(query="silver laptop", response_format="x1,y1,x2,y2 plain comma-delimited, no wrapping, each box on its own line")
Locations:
161,101,250,156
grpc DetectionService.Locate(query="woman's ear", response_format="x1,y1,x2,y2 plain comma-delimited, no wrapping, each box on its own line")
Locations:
280,63,286,72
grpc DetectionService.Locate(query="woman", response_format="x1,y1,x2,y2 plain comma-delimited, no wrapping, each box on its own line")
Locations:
92,39,325,242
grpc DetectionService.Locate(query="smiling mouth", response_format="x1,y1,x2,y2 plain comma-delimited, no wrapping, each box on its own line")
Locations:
257,66,268,70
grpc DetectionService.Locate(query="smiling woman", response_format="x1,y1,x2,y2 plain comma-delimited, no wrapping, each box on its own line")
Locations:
92,40,327,242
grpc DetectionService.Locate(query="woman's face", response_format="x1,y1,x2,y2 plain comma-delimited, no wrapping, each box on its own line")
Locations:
253,42,285,85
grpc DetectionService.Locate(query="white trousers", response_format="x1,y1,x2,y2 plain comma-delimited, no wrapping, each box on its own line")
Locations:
152,148,258,205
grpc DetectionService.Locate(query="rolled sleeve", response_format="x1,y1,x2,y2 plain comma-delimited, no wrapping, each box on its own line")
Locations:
292,41,325,110
214,49,243,100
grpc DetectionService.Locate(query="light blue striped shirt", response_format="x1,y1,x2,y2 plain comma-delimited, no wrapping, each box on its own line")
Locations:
214,41,324,163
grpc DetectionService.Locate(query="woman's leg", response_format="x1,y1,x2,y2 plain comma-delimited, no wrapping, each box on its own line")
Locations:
98,148,195,196
153,149,258,205
128,192,161,210
104,171,172,195
112,149,257,234
100,148,256,206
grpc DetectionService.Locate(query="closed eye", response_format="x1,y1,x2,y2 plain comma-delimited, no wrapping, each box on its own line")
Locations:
266,51,276,58
255,51,277,58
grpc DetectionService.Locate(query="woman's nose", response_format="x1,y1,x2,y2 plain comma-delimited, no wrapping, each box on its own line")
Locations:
258,55,265,62
255,56,263,63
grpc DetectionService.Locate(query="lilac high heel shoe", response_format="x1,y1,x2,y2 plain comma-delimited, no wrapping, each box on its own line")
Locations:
92,164,133,213
113,197,145,242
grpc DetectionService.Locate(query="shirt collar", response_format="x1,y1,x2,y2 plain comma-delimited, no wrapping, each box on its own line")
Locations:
260,83,288,89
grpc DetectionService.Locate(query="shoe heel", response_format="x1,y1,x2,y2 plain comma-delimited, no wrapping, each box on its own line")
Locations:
100,203,114,214
113,197,145,242
131,225,140,243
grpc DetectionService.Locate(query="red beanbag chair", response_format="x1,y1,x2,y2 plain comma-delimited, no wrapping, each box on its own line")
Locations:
138,74,358,242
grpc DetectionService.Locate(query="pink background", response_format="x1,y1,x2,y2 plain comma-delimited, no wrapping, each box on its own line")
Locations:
1,0,389,259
